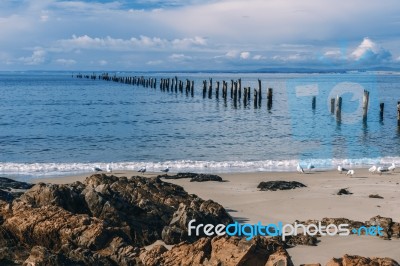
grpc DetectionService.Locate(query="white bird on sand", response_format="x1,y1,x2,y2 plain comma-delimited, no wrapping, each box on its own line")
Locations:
368,165,377,174
388,163,396,172
377,166,389,176
297,163,305,174
138,166,146,174
161,166,169,173
106,163,112,173
307,163,315,172
92,166,102,172
346,169,355,177
338,165,348,174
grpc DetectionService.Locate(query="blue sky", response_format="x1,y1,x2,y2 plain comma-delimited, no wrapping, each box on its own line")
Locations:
1,0,400,71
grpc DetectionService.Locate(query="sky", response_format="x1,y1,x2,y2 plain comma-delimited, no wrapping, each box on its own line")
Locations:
0,0,400,71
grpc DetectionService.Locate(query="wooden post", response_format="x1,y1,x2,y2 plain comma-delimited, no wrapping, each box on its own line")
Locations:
312,96,316,110
203,80,207,98
336,95,342,121
397,101,400,126
175,76,178,91
234,81,238,101
363,90,369,121
208,78,213,99
243,87,248,106
258,83,262,106
230,80,234,98
254,89,258,108
238,78,242,99
267,88,273,110
191,81,194,97
216,81,220,98
330,98,335,114
379,102,384,120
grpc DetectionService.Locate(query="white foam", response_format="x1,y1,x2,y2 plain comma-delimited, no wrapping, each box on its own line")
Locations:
1,157,399,180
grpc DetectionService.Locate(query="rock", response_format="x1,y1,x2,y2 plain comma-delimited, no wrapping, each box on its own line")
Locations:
284,234,318,246
140,245,168,266
366,216,393,240
158,236,293,266
369,194,384,199
23,246,73,266
326,254,399,266
159,172,224,182
0,174,232,264
257,181,306,191
337,188,352,195
190,174,223,182
0,177,33,202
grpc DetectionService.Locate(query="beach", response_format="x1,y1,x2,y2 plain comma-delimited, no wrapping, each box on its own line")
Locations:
35,168,400,264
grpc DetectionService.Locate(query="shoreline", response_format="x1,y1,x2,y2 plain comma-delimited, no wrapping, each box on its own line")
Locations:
32,168,400,264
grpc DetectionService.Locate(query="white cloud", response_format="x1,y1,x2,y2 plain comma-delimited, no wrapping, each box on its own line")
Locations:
169,53,192,61
19,48,46,65
323,50,342,58
252,54,265,60
350,37,391,63
54,35,206,51
240,51,250,59
98,60,108,66
55,58,76,66
146,60,163,65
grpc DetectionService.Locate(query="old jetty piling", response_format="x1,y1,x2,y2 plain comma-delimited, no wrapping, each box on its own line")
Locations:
330,98,335,114
362,90,370,121
312,96,316,110
208,78,213,99
380,102,384,120
397,101,400,126
216,81,220,98
336,95,342,121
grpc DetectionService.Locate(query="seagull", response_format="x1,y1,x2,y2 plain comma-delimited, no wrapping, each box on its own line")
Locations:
377,166,389,176
307,163,315,172
138,166,146,174
346,169,355,177
106,163,112,173
92,166,102,172
297,163,305,174
161,166,169,173
338,165,348,174
368,165,377,174
388,163,396,172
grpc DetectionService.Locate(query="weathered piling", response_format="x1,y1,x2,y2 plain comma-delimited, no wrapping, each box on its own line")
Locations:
238,79,241,99
216,81,220,99
208,78,213,99
223,81,227,99
336,95,342,121
363,90,370,121
191,81,194,97
243,87,248,106
267,88,273,110
203,80,207,98
230,80,234,99
254,89,258,108
258,80,262,106
175,76,178,91
233,82,238,102
330,98,335,114
397,101,400,126
312,96,316,110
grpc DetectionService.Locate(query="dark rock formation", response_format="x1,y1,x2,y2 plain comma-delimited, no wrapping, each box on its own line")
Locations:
337,188,352,195
140,236,294,266
0,177,33,202
257,181,306,191
0,174,232,265
159,172,223,182
369,194,384,199
326,254,399,266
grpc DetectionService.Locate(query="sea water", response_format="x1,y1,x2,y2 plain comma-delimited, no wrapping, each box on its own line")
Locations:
1,71,400,179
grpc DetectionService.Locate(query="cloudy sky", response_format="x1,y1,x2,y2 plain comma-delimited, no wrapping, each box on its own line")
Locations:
1,0,400,71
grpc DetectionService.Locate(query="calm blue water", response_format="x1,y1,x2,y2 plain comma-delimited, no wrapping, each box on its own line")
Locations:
1,71,400,178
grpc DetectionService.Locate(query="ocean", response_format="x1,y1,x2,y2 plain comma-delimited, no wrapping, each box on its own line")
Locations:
1,71,400,179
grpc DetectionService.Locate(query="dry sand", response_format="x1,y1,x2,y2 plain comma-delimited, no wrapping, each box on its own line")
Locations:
35,168,400,264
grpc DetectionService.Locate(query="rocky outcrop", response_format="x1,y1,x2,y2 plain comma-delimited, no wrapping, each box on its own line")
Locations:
159,172,224,182
0,177,33,202
337,188,352,195
141,236,294,266
257,181,306,191
326,254,399,266
0,174,232,265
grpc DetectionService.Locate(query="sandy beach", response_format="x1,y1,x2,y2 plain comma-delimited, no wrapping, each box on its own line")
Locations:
35,168,400,264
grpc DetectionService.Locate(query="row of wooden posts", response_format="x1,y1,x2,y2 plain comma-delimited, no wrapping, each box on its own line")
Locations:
75,73,275,109
75,73,400,124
